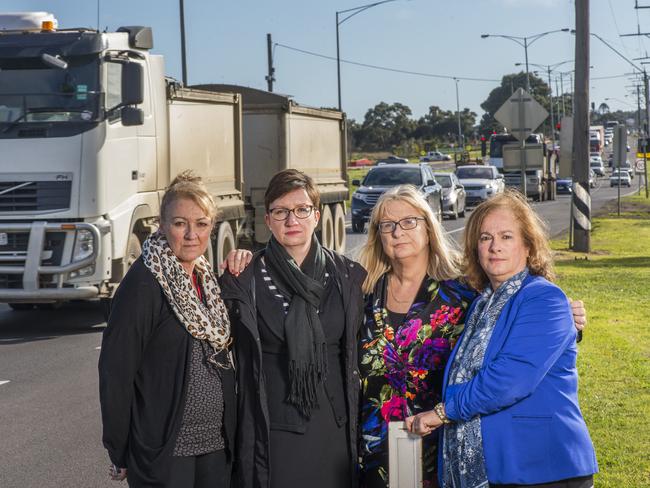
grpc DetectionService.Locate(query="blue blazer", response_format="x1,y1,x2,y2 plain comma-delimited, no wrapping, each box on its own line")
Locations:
441,275,598,485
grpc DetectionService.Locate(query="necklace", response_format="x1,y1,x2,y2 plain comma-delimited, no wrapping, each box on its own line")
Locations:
388,275,417,304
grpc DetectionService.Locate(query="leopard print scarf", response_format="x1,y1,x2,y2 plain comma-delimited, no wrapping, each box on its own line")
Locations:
142,230,231,363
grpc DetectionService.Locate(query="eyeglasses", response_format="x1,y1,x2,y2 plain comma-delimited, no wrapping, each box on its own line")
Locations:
268,205,315,221
378,217,425,234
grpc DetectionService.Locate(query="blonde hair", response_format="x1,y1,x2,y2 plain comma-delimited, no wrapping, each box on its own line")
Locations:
463,189,555,291
358,185,462,294
160,170,217,223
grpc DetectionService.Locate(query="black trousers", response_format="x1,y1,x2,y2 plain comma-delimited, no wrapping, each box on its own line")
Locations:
490,474,594,488
167,449,231,488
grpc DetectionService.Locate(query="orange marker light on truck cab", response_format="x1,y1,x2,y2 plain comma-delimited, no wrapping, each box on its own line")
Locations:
41,20,55,31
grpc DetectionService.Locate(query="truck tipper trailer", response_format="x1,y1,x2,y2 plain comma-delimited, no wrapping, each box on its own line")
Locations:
0,14,244,309
193,84,349,253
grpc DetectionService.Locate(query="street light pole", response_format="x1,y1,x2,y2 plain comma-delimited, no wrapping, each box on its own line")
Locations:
335,0,401,111
481,29,571,92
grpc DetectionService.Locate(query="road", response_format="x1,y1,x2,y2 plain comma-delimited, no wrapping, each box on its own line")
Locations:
0,174,644,488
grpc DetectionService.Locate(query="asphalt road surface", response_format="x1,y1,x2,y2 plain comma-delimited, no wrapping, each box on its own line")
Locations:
0,174,644,488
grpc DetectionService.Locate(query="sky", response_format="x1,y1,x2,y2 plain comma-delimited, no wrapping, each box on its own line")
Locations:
2,0,648,122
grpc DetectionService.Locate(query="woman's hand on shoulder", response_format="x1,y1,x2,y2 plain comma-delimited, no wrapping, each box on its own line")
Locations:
569,298,587,331
220,249,253,276
404,410,442,436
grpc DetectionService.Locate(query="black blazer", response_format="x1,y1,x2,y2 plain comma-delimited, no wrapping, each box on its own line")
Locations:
220,249,367,488
99,258,236,486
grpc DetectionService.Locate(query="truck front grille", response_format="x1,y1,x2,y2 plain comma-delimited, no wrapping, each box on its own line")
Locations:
0,231,66,266
0,181,72,212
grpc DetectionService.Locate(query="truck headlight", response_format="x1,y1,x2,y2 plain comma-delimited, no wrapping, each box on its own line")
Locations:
73,229,94,261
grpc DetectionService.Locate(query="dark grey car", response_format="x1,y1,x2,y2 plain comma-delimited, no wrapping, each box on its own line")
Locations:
433,172,466,219
351,163,443,233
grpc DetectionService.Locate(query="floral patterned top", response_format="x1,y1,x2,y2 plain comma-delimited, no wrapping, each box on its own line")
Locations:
359,274,476,488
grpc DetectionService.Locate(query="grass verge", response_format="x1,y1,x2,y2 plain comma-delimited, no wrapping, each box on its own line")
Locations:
551,194,650,487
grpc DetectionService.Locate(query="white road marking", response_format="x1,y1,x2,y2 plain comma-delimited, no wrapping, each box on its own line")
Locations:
0,380,10,386
446,227,465,234
95,346,101,350
0,338,22,342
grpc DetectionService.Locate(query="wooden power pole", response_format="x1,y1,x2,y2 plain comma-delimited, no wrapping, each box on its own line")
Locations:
572,0,591,252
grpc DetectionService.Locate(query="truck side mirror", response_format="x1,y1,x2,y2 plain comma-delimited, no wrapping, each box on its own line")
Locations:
352,179,361,186
122,62,144,106
426,179,435,187
121,106,144,126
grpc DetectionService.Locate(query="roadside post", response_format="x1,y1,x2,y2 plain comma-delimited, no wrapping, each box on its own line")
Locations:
494,88,549,198
613,124,627,216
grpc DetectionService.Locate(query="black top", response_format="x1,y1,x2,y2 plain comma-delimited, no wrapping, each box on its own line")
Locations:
220,249,368,488
255,257,347,431
99,258,236,486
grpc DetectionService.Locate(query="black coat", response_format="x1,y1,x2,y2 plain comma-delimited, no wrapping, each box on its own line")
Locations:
219,249,367,488
98,258,236,487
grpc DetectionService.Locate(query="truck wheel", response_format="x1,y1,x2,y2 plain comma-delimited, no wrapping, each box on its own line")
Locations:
352,219,365,233
320,205,335,250
124,232,142,275
333,204,346,254
8,303,34,311
215,222,236,275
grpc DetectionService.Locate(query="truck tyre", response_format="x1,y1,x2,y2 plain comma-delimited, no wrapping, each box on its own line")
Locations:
215,222,236,275
103,232,142,322
352,219,365,233
320,205,335,250
8,303,34,311
333,203,346,254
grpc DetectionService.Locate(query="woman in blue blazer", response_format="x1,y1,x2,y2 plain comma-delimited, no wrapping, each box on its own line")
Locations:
406,190,597,488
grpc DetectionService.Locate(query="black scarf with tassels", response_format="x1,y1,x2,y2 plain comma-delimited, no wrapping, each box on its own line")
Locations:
264,234,327,418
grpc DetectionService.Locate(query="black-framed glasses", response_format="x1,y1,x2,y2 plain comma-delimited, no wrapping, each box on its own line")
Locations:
268,205,315,221
378,217,425,234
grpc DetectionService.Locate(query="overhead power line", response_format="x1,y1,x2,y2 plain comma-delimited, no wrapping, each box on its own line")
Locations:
274,42,501,83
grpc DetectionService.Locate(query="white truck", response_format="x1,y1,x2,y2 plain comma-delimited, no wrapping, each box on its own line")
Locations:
0,14,349,311
0,14,244,311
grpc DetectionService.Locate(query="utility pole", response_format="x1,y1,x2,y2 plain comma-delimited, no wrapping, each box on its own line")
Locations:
572,0,591,252
265,33,275,92
640,69,650,198
547,66,555,148
455,79,463,158
179,0,188,86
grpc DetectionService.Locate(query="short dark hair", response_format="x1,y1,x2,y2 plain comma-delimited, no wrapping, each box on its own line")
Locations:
264,169,321,211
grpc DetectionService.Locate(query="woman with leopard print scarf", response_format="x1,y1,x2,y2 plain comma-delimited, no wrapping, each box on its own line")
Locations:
99,171,247,488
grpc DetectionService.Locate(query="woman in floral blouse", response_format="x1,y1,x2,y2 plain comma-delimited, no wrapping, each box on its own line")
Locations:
356,185,586,488
357,185,474,488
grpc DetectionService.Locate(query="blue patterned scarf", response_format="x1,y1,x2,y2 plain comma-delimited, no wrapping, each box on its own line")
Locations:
442,268,529,488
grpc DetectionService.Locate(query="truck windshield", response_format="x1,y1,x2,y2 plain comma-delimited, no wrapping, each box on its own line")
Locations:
0,54,100,125
434,174,452,188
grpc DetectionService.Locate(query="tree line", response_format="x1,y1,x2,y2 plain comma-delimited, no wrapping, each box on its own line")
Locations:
347,71,582,154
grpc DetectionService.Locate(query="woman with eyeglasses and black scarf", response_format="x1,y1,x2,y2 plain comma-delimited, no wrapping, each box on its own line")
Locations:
219,169,367,488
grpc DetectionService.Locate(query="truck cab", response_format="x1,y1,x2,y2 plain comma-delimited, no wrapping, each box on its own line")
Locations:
0,13,244,310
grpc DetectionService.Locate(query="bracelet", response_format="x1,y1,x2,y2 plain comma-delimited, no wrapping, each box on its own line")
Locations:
434,402,451,424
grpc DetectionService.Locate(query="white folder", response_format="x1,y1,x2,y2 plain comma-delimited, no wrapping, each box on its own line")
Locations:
388,421,423,488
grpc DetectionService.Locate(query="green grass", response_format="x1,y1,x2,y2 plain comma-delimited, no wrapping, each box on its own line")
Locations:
550,194,650,487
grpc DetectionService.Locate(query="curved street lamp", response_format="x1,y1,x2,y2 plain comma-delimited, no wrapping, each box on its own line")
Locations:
336,0,404,110
481,29,571,90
